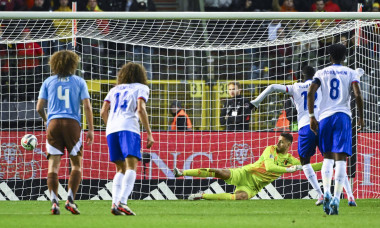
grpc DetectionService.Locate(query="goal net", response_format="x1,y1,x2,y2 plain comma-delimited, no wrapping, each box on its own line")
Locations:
0,12,379,200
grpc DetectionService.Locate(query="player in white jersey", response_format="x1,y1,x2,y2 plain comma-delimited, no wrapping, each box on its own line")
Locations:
251,66,325,204
308,44,364,215
250,65,357,206
100,62,154,216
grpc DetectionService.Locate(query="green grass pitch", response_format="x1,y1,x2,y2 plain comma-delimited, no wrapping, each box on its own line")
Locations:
0,199,379,228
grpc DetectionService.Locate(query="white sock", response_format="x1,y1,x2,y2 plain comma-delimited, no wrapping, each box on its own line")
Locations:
334,160,347,200
322,158,334,195
303,164,323,197
119,170,136,205
51,191,59,203
67,189,74,201
112,172,124,206
344,175,354,200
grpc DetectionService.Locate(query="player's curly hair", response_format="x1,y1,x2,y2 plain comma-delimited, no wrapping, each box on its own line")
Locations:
117,62,148,85
329,43,346,63
49,50,79,78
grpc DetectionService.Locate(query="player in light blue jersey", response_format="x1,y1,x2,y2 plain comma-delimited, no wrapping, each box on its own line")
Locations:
36,50,94,215
101,62,154,216
308,44,364,215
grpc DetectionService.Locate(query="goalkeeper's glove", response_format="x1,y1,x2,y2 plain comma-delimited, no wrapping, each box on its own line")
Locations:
286,166,297,173
295,165,303,171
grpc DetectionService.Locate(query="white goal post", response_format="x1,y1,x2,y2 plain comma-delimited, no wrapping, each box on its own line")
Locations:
0,12,379,201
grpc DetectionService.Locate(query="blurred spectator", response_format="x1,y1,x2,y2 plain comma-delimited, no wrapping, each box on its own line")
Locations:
314,0,326,12
16,28,44,70
170,100,192,131
124,0,156,11
311,0,341,12
123,0,156,79
78,0,109,78
30,0,52,55
0,0,27,11
220,82,251,131
87,0,101,11
373,2,379,12
204,0,240,11
85,0,109,34
15,28,44,101
269,27,294,80
272,0,297,12
52,0,72,52
291,19,319,69
340,34,355,65
30,0,50,11
242,0,255,11
240,0,272,11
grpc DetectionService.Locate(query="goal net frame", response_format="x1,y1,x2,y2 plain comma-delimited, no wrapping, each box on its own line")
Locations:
0,12,379,201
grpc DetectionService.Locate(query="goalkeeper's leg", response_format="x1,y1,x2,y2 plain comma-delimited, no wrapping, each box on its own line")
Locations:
174,168,231,180
202,191,248,200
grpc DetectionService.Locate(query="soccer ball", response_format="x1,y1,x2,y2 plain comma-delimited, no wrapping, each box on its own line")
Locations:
21,134,38,151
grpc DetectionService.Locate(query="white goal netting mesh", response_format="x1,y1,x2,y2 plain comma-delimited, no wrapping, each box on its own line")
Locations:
0,14,379,200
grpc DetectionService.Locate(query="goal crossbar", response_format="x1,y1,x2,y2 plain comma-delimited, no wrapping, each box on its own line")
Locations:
1,12,380,20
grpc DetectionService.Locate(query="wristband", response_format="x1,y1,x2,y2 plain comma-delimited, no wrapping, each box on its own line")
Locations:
309,113,315,118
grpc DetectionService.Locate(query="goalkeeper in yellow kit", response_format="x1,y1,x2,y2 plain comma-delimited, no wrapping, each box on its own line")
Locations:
174,132,322,200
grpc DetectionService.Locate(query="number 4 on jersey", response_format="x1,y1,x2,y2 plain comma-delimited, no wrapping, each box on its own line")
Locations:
57,86,70,108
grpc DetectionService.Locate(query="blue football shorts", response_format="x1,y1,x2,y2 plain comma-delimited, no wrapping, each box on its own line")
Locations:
318,112,352,156
107,131,142,162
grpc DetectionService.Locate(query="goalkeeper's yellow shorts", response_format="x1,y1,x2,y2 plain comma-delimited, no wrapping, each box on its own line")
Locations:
225,168,259,199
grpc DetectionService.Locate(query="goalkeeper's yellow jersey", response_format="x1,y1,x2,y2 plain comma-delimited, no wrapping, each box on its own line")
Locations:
242,145,321,190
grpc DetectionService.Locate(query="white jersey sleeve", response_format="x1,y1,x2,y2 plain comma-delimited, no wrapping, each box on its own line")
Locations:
250,84,287,107
313,65,359,121
137,85,150,103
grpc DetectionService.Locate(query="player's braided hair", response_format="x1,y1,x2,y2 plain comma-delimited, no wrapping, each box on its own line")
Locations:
329,43,347,63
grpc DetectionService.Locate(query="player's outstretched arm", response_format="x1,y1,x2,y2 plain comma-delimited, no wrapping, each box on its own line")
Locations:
263,147,296,173
352,82,364,131
137,98,154,149
250,84,287,108
307,82,320,135
83,98,94,145
36,98,47,124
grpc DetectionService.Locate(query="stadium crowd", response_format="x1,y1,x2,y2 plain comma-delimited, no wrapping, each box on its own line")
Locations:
0,0,379,12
